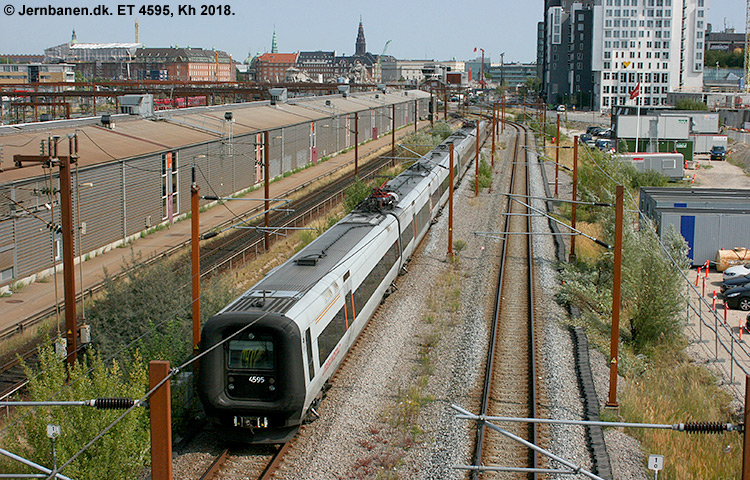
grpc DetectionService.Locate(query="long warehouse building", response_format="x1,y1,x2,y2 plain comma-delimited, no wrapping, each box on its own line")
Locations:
0,90,430,290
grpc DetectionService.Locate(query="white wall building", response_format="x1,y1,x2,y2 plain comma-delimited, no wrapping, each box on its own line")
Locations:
592,0,706,111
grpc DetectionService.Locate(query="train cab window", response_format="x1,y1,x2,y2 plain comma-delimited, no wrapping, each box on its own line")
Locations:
227,333,275,370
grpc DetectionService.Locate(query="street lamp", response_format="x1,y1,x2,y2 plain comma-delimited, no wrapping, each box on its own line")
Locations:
499,52,505,93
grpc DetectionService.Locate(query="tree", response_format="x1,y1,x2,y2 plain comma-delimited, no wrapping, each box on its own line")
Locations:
519,77,541,100
674,98,708,111
705,49,744,68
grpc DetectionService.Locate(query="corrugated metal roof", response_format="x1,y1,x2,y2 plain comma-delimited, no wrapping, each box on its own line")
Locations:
0,90,429,184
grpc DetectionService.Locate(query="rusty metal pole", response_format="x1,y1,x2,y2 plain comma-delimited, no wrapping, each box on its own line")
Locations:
501,94,506,134
607,185,624,408
430,90,434,128
354,112,359,177
58,147,78,366
491,105,496,167
555,114,560,197
542,102,547,148
443,90,447,120
391,104,396,166
191,168,200,353
743,375,750,480
448,143,454,257
414,99,418,134
264,130,270,250
570,137,579,262
475,123,479,197
149,360,173,480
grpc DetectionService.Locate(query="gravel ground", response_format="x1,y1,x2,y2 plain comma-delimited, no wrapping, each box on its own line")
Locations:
276,130,512,480
173,125,649,479
277,126,603,479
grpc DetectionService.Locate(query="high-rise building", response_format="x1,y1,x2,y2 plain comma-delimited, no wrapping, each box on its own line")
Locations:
541,0,706,111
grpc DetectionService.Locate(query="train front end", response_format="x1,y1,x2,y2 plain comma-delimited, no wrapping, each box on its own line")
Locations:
198,312,306,443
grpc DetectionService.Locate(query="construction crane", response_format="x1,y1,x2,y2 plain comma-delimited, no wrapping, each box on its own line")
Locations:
376,40,392,83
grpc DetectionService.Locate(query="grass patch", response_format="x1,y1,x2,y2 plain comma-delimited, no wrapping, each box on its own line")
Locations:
619,348,742,479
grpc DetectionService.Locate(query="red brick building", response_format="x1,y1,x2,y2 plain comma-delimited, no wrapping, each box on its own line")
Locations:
254,52,299,83
135,47,235,82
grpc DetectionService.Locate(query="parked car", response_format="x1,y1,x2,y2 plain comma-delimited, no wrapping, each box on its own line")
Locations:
721,273,750,293
556,105,566,112
587,126,605,136
580,133,594,145
724,264,750,281
723,283,750,311
598,128,613,139
596,139,614,152
710,145,727,161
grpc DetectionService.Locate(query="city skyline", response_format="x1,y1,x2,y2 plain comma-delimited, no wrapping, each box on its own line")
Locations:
0,0,744,65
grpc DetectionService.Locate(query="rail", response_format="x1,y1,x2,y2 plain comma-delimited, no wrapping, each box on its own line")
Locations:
0,137,398,343
469,120,538,476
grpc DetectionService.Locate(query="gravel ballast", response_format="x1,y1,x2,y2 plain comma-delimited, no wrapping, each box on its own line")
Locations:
172,124,649,479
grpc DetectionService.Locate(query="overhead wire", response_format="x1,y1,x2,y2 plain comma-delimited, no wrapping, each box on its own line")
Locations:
26,116,433,476
0,282,209,439
15,105,430,475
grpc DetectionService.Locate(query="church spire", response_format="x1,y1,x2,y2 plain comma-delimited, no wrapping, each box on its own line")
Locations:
271,27,278,53
355,17,366,56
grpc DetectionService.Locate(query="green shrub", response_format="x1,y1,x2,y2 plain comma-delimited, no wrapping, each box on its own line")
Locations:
477,158,492,190
1,343,148,480
88,252,239,365
344,178,375,212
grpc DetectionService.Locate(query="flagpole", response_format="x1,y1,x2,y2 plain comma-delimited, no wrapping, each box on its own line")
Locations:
634,84,641,153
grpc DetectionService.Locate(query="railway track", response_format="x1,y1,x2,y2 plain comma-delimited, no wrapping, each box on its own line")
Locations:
0,141,420,401
197,151,396,277
197,443,290,480
469,120,541,478
179,117,491,480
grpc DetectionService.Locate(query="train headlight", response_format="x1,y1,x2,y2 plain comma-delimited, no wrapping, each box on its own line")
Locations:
228,384,235,390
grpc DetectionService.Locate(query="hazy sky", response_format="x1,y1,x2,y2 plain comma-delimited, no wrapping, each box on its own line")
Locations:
0,0,745,64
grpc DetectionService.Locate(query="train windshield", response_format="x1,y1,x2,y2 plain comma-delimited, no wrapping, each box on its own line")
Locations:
227,333,275,370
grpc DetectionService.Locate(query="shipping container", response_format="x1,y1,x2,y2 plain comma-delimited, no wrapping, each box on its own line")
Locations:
689,134,728,153
617,153,684,180
616,115,690,140
640,188,750,265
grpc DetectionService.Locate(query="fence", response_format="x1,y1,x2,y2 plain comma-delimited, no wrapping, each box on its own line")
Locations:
686,270,750,399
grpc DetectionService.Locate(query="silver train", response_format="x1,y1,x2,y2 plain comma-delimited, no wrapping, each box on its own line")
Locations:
198,120,486,443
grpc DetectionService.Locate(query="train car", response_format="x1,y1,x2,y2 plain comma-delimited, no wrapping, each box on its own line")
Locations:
198,120,486,443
